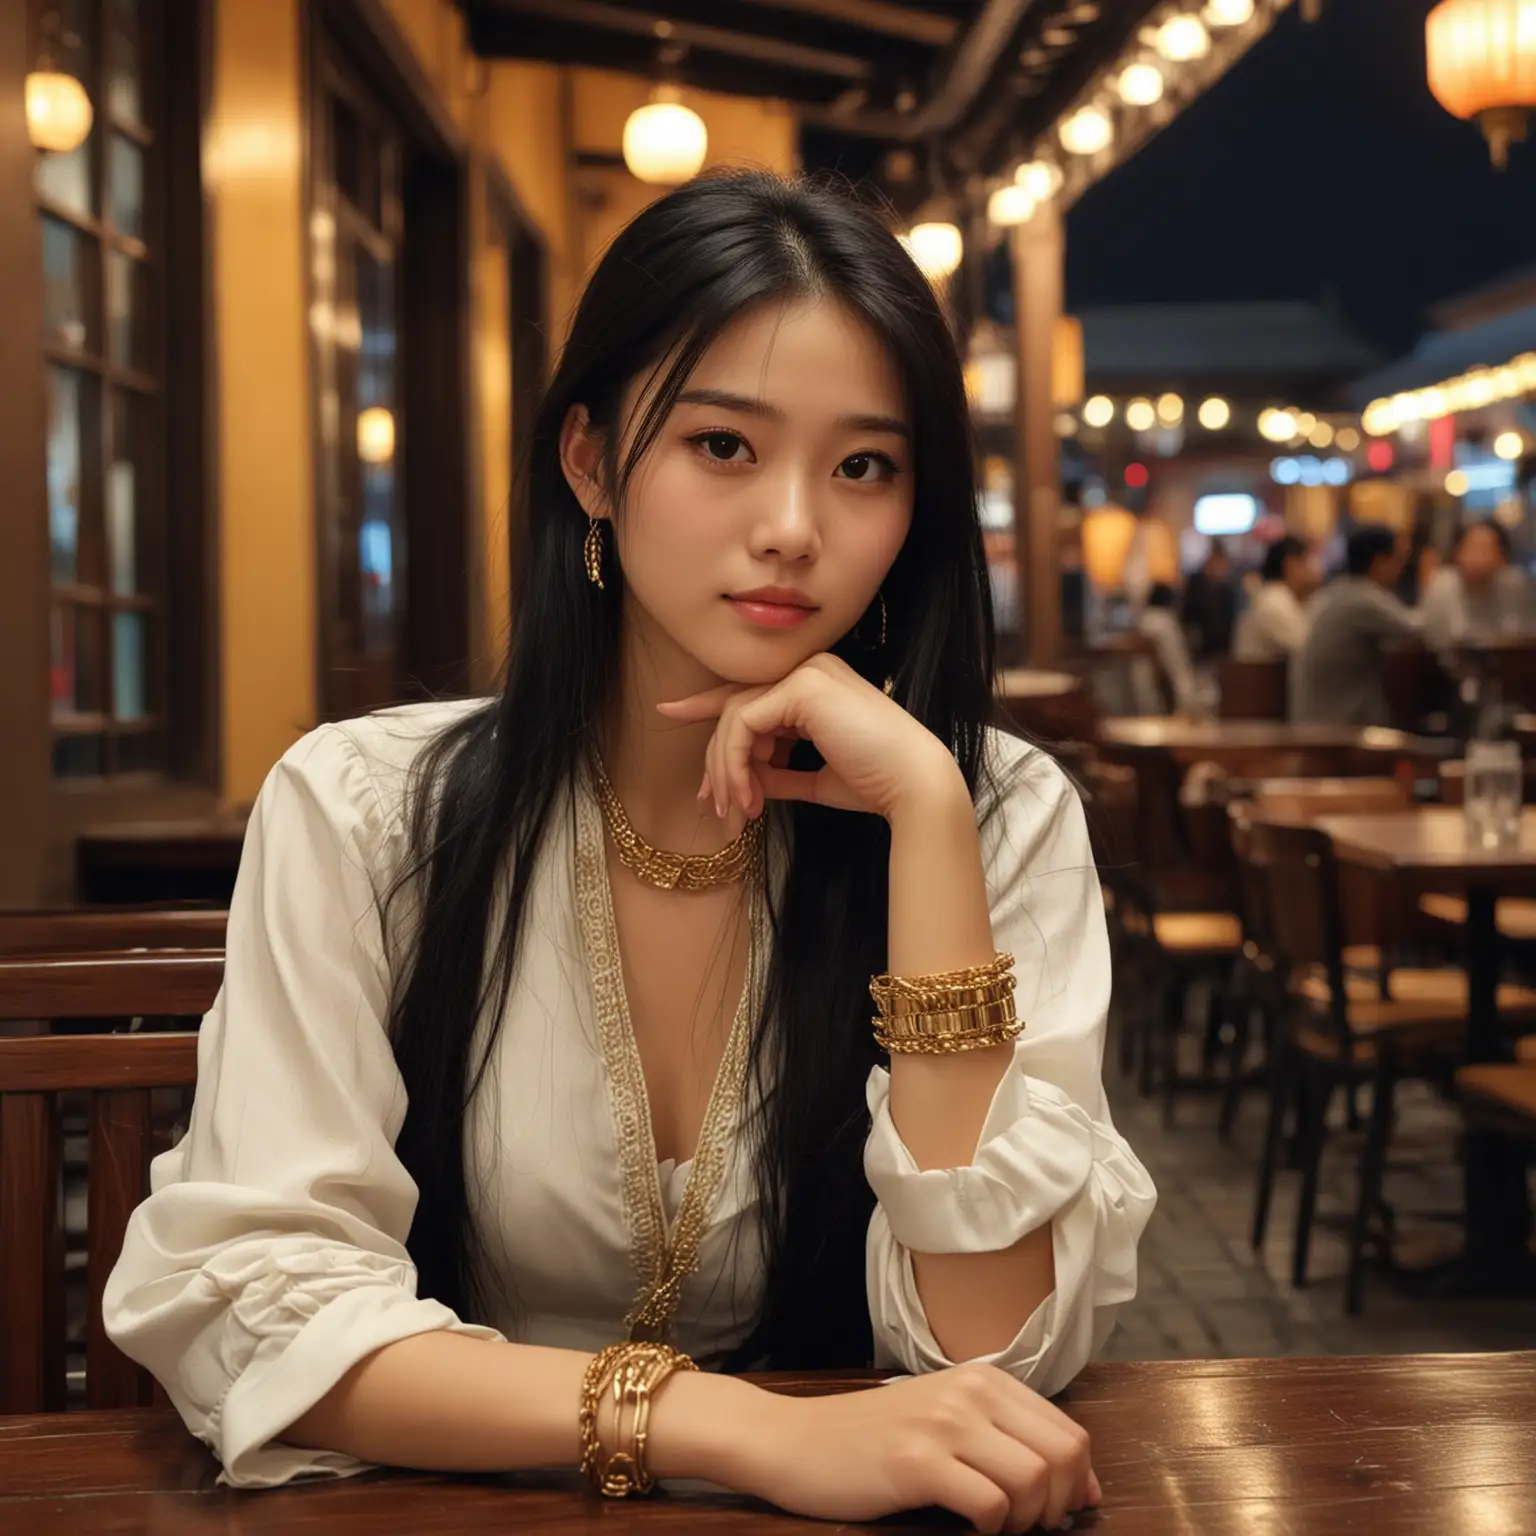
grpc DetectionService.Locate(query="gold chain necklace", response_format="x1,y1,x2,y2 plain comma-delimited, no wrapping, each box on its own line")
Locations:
590,756,764,891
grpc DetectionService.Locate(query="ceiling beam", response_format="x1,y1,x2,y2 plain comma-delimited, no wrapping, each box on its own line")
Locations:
732,0,958,47
471,0,874,79
906,0,1036,136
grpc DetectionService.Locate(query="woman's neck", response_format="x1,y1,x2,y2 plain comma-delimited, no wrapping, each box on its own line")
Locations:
598,609,751,853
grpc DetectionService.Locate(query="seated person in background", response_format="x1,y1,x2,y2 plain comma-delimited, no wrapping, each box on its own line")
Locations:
1134,583,1203,715
1180,539,1236,660
1290,524,1420,727
1419,520,1531,650
1233,535,1313,660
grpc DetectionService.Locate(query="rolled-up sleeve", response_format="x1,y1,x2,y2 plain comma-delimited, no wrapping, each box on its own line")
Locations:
863,736,1156,1394
102,724,501,1488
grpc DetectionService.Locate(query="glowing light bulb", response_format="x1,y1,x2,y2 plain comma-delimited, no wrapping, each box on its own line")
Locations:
1059,106,1113,156
1119,63,1165,106
1083,394,1115,428
1197,396,1230,430
1126,398,1156,432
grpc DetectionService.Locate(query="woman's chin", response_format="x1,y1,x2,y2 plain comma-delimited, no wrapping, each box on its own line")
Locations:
692,636,824,689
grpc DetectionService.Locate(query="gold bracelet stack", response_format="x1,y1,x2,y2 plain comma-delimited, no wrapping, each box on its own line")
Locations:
869,952,1022,1054
579,1341,698,1497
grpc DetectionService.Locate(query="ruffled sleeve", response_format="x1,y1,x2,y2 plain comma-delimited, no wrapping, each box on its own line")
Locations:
102,722,502,1489
863,733,1156,1394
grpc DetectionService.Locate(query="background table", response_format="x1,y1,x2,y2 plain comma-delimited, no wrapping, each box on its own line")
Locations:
2,1355,1532,1534
1096,719,1442,770
1318,808,1536,1295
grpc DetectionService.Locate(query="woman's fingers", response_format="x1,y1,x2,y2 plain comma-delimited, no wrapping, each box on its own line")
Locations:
919,1459,1017,1536
983,1375,1095,1520
956,1428,1053,1534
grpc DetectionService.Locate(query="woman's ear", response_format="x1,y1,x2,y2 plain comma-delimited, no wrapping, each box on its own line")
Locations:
560,404,609,520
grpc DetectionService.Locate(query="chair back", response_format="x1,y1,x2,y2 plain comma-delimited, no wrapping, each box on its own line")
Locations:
1242,820,1346,1012
1251,777,1409,825
1217,657,1287,721
0,953,220,1413
0,907,227,957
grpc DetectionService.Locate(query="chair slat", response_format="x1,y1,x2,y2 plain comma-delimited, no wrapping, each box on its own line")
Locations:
0,954,222,1020
0,909,227,958
0,1034,200,1093
0,1092,65,1413
87,1090,159,1409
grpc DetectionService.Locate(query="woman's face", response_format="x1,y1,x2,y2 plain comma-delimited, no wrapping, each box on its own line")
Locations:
564,297,915,687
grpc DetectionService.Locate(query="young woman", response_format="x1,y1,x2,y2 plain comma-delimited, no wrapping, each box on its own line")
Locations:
105,172,1154,1534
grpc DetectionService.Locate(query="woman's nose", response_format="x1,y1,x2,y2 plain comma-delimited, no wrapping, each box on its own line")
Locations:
748,472,821,561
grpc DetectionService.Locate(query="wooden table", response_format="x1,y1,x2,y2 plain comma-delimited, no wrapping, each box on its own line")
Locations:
1318,808,1536,1294
2,1356,1532,1533
1097,718,1442,769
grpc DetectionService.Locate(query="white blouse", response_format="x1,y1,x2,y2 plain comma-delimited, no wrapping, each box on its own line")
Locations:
103,700,1155,1489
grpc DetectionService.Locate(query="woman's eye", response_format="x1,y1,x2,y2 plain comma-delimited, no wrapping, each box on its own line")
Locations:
837,451,899,484
692,431,751,462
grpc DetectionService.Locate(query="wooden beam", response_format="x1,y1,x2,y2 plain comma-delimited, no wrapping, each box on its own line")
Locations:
473,0,874,79
733,0,957,47
1010,204,1064,667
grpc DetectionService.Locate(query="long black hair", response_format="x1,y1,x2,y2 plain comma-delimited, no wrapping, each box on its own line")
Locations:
384,171,998,1369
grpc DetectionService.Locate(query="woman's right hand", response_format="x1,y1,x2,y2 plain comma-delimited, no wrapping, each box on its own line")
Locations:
723,1364,1099,1533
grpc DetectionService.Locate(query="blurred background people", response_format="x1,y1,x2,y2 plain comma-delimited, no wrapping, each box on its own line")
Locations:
1291,524,1419,726
1181,539,1237,661
1419,520,1531,651
1233,535,1314,661
1134,582,1203,716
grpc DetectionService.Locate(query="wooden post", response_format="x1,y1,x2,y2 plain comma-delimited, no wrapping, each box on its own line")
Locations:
1010,203,1064,666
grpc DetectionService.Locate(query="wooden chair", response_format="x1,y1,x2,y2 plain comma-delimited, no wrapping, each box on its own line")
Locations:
1242,820,1536,1314
1086,761,1242,1117
1217,657,1287,721
0,952,220,1412
0,907,227,958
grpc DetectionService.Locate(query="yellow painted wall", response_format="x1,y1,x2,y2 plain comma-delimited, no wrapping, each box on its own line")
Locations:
206,0,315,802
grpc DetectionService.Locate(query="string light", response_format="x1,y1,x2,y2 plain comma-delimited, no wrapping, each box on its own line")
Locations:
1083,394,1115,428
1197,396,1231,429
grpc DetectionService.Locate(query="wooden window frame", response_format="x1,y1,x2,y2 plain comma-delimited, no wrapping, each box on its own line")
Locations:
305,0,475,721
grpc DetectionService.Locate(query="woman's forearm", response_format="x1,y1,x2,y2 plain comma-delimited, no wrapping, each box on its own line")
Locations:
284,1330,762,1478
885,768,1056,1361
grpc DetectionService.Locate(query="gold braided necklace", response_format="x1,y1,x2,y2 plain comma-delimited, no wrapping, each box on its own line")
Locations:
590,756,764,891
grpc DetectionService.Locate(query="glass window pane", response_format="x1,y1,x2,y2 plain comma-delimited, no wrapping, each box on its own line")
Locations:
108,391,142,595
50,604,73,712
115,726,161,775
108,134,144,239
36,140,94,218
113,611,146,718
74,604,106,714
53,733,105,778
107,0,142,125
52,603,105,718
43,216,94,351
48,367,83,584
106,250,147,367
330,91,362,209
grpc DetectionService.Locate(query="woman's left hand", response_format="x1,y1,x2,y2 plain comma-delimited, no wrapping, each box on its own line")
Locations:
657,653,963,822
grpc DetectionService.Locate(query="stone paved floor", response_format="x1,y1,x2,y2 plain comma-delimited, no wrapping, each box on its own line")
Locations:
1100,1003,1536,1362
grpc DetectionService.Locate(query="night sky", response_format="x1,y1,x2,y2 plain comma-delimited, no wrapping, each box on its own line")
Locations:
1065,0,1536,354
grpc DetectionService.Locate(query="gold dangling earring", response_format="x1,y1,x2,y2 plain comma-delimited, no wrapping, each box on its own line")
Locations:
878,591,887,648
584,516,605,590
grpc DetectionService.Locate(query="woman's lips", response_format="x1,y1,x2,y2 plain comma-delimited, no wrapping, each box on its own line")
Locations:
725,596,818,629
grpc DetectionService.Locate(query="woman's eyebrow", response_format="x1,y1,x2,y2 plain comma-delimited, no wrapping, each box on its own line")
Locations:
676,388,910,439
